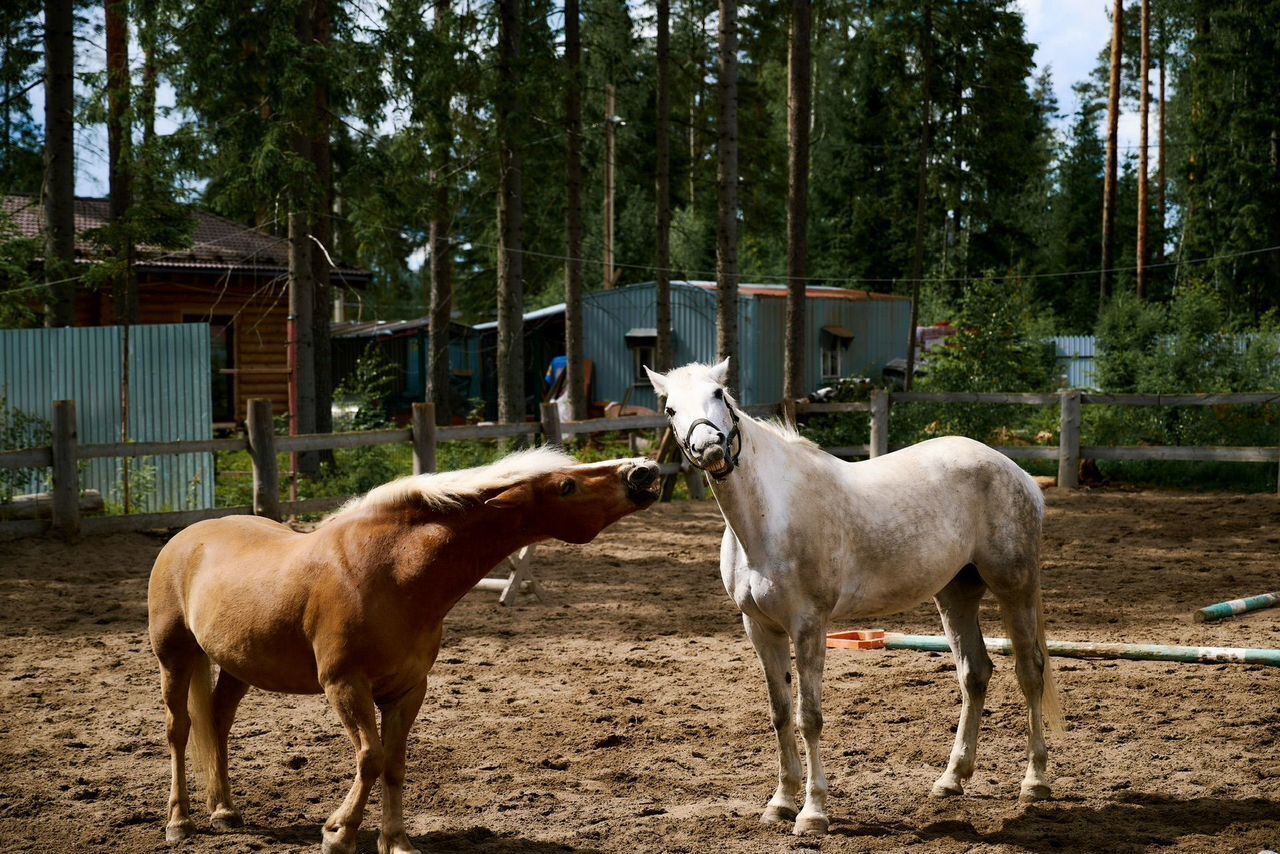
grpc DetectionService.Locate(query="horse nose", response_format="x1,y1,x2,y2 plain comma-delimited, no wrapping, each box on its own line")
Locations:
625,461,658,488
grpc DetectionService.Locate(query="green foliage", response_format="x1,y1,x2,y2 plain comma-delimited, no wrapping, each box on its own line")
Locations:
1090,284,1280,468
0,393,51,502
898,274,1058,443
334,345,396,431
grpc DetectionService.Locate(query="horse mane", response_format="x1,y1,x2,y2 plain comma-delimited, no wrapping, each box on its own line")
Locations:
324,446,575,522
749,415,822,452
666,361,822,454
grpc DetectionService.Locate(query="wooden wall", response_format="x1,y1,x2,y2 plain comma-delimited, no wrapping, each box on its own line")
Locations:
77,269,291,424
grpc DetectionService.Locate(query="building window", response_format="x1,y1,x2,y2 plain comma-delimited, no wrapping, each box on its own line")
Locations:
632,344,655,384
625,327,658,385
820,325,854,381
187,314,236,423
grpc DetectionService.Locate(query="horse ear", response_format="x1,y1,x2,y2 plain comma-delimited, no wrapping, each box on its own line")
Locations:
484,482,532,509
710,357,731,387
643,365,667,397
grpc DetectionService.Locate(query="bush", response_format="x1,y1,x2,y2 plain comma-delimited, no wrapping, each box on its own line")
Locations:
896,274,1058,445
0,395,51,502
1089,283,1279,491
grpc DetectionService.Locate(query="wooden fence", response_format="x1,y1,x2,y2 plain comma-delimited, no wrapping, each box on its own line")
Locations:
1,390,1276,540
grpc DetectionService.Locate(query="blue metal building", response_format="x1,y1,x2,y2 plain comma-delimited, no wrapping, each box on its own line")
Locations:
583,281,911,408
473,280,912,412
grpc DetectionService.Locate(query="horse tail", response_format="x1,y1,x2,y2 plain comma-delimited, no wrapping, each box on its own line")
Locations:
1036,588,1067,736
187,652,220,804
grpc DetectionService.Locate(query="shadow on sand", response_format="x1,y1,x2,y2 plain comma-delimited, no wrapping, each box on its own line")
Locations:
906,791,1280,852
248,822,599,853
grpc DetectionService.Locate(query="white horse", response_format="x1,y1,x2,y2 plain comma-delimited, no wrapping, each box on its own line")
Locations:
645,359,1064,836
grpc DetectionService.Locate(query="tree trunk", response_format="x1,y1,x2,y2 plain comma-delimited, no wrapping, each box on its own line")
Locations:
783,0,810,401
44,0,76,327
310,0,334,445
655,0,673,373
1156,43,1166,263
564,0,586,420
496,0,525,424
716,0,740,393
603,84,617,289
1100,0,1124,304
904,0,932,392
290,5,317,472
428,0,454,425
1135,0,1150,299
106,0,136,325
289,210,317,441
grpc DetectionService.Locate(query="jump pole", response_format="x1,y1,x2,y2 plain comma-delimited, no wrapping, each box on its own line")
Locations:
1193,591,1280,623
880,633,1280,668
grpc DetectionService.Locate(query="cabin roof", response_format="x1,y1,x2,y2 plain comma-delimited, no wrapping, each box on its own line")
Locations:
2,194,369,280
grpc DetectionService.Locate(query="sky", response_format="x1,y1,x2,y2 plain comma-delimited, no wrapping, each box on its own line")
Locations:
34,1,1149,197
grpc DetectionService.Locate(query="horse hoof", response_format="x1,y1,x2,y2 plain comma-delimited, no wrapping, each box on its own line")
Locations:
793,813,829,836
211,808,244,831
1019,783,1052,803
930,780,964,798
321,828,357,854
760,803,797,826
377,834,422,854
165,819,196,843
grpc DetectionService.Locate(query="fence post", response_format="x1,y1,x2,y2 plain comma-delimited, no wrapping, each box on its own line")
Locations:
540,401,563,447
869,389,889,458
50,400,80,539
247,398,281,521
412,402,437,475
1058,390,1081,489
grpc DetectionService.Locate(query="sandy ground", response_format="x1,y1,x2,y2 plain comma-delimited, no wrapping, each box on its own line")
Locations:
1,490,1278,854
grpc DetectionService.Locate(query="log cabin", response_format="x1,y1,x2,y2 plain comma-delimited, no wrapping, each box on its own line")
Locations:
2,195,369,427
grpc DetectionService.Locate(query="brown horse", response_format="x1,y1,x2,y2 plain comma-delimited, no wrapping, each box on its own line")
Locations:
148,448,659,853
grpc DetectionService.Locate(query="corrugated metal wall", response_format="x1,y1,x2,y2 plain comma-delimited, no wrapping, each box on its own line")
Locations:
583,283,911,407
584,283,737,408
1051,335,1098,389
0,324,213,510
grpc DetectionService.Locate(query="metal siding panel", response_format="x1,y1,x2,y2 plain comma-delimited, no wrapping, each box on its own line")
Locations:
1052,335,1098,389
0,325,212,509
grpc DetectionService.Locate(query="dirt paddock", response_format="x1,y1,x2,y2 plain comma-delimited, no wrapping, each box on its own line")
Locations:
1,490,1278,853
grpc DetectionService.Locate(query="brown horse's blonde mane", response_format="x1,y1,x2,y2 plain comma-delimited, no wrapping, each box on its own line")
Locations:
324,446,575,522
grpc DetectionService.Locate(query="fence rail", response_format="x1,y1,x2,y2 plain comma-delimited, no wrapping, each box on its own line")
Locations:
2,390,1276,539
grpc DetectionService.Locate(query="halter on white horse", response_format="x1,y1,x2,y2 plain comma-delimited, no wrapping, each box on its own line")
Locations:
646,358,1063,837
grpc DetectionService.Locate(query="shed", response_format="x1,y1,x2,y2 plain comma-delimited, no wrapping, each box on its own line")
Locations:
585,281,911,409
331,318,481,421
472,280,912,415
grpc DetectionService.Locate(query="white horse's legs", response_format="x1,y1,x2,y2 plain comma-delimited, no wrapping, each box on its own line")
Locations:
791,624,829,836
931,570,993,797
1002,598,1052,801
743,615,803,825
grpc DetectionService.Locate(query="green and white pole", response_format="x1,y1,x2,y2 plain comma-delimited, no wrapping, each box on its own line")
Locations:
1193,591,1280,623
883,633,1280,668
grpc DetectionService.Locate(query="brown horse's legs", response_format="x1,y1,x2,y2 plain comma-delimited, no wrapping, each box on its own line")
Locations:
159,658,197,842
321,679,384,854
376,681,429,854
208,669,249,828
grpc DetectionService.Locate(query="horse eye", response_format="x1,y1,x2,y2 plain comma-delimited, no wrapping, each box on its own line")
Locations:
713,388,724,400
665,407,675,417
560,479,577,497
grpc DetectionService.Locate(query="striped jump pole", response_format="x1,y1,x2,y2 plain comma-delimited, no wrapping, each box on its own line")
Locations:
882,633,1280,668
1193,591,1280,623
